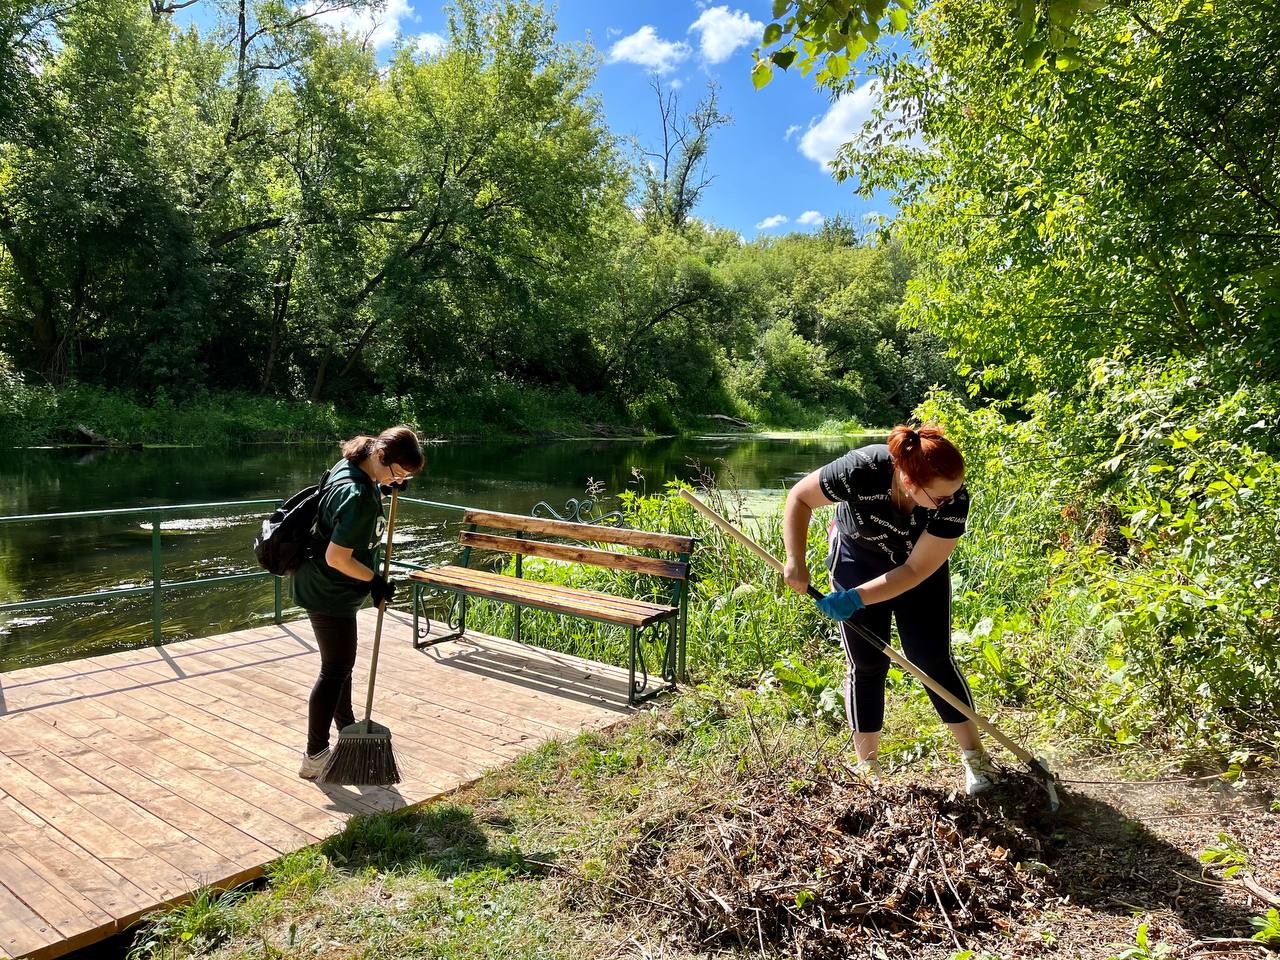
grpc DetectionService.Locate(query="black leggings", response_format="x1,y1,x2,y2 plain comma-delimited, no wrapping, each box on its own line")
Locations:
306,611,358,756
825,532,975,734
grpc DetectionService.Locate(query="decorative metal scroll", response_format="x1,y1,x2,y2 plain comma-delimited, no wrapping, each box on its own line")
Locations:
415,589,466,643
631,621,677,700
531,497,625,526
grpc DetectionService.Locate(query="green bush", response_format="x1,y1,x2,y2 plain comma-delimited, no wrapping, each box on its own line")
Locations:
918,358,1280,758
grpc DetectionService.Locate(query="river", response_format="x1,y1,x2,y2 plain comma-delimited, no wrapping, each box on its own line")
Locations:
0,434,864,671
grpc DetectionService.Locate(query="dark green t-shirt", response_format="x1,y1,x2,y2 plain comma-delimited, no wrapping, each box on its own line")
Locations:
291,459,384,616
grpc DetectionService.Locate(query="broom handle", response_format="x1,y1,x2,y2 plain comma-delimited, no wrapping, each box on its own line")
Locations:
362,487,399,722
677,488,1038,767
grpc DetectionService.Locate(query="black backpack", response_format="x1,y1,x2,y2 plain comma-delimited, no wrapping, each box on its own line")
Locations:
254,468,362,576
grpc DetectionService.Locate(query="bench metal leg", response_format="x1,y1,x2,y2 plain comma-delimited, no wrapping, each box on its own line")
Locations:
629,618,679,707
628,626,637,706
415,591,468,650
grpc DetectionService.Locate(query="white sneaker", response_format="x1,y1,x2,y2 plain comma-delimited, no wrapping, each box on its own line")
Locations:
961,748,999,795
853,757,884,782
298,748,330,780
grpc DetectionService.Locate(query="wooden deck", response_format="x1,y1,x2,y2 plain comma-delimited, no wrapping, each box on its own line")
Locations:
0,609,635,960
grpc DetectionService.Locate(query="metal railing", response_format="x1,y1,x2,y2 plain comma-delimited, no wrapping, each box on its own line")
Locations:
0,495,470,644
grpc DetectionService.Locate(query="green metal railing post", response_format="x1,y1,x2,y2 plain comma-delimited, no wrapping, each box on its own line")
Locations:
273,576,283,624
151,517,162,644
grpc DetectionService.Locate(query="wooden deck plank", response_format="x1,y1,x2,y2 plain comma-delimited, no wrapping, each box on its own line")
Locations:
0,874,57,960
217,624,613,742
9,711,279,867
29,657,403,816
149,635,519,764
117,651,492,789
1,735,242,888
0,752,197,901
0,794,155,923
13,697,313,855
9,664,381,827
185,641,533,764
0,836,105,939
0,613,639,960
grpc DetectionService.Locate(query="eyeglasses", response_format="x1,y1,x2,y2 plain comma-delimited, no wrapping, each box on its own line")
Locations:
920,488,956,509
388,465,411,484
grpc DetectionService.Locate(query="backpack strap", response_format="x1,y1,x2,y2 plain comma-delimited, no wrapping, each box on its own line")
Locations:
311,465,374,546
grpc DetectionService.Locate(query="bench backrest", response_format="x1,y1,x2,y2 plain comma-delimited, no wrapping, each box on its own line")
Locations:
458,509,694,581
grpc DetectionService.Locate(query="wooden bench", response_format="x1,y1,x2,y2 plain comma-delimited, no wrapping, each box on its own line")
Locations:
408,509,695,706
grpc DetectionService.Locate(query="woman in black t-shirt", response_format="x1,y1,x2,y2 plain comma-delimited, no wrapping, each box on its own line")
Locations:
782,424,998,795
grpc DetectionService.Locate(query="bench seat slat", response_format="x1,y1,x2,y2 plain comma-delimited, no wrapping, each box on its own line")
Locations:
461,509,695,554
426,565,673,616
458,532,690,581
410,566,677,627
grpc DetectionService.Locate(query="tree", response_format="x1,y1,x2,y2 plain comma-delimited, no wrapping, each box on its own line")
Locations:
753,0,1109,90
839,0,1280,399
638,81,731,232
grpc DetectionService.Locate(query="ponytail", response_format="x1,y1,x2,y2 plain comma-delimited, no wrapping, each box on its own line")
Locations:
341,425,426,472
887,423,964,485
341,435,377,463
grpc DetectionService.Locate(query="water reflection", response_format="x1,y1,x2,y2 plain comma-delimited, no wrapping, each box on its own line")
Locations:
0,435,864,671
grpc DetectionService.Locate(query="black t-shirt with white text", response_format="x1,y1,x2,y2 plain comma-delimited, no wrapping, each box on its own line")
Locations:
817,444,969,565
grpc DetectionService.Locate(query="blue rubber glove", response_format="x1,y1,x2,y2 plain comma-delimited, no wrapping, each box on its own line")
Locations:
816,588,865,621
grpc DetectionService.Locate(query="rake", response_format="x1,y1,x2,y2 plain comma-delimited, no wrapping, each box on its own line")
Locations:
678,488,1060,811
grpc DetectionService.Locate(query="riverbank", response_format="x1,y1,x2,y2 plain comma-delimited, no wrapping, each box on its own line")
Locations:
105,685,1280,960
0,382,878,448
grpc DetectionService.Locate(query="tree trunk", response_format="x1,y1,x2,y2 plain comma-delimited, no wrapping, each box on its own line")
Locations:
310,345,331,402
259,257,294,393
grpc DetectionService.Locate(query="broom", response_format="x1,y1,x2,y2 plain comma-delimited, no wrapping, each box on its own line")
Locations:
319,486,402,787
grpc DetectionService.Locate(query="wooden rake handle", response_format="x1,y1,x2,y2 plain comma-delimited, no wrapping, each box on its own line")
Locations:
677,488,1041,769
362,487,399,722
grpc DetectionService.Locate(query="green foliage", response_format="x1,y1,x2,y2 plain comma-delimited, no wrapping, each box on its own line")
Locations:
1107,922,1172,960
125,884,249,958
845,0,1279,400
920,376,1280,756
719,234,951,426
1251,908,1280,945
1198,832,1248,879
754,0,1100,88
0,0,930,443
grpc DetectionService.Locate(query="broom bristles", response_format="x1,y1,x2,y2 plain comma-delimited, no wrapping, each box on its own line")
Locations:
318,719,400,786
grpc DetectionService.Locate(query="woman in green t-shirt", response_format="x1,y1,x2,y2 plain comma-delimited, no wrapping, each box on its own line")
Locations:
294,425,425,780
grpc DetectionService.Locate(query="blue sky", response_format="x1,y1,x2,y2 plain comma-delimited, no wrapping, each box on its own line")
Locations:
183,1,885,238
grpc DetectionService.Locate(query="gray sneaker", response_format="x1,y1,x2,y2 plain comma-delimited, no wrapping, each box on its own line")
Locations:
961,749,999,795
853,757,883,782
298,747,330,780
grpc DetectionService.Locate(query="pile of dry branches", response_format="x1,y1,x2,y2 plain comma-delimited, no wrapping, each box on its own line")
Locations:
612,761,1062,958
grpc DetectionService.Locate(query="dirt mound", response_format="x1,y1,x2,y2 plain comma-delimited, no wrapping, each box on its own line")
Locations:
614,761,1063,959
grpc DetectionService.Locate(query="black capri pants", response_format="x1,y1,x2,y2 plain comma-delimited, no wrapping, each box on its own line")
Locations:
825,531,975,734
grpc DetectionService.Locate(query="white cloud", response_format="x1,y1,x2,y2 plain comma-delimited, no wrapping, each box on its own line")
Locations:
799,81,881,168
862,210,885,225
607,26,692,74
413,32,445,57
756,214,788,230
669,77,684,90
796,210,824,226
783,123,801,142
304,0,413,49
798,80,921,171
606,26,622,38
688,6,762,64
